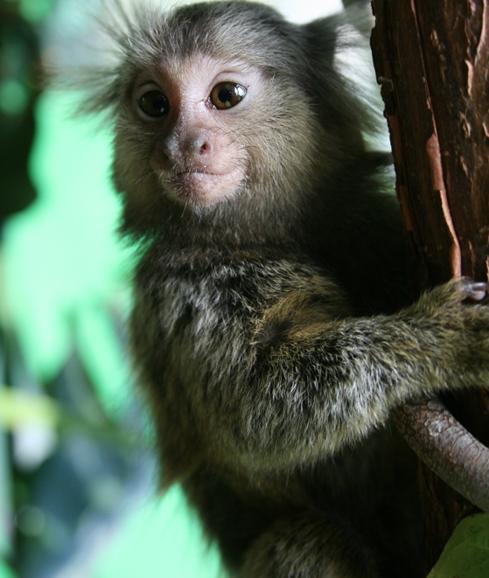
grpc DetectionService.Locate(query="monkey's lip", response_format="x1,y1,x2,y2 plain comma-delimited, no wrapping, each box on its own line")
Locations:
172,169,225,179
165,168,242,205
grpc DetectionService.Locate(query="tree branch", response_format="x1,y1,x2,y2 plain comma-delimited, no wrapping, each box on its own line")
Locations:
396,400,489,513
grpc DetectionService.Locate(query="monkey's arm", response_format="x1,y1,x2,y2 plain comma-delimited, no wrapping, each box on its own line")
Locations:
195,275,488,471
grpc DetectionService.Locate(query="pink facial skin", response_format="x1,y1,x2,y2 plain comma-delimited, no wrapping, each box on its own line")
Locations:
132,55,261,208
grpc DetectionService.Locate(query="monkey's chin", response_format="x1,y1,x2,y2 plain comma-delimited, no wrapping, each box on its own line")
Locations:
166,170,242,208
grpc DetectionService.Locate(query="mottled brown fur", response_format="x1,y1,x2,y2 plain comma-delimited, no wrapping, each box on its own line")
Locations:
255,279,350,347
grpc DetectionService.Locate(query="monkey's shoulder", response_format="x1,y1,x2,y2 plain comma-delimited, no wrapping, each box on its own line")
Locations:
130,245,351,372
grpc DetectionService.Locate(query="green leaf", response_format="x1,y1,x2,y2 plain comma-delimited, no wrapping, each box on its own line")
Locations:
428,514,489,578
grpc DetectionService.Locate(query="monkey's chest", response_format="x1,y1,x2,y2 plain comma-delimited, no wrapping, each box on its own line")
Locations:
137,274,253,393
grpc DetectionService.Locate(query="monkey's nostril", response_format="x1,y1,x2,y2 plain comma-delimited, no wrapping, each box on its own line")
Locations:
199,141,210,155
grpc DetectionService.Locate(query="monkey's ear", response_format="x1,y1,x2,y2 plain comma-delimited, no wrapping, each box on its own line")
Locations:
301,3,374,69
300,15,338,70
300,7,386,149
47,0,163,121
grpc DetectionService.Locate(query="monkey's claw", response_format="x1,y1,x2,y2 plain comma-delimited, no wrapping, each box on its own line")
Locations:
459,278,488,302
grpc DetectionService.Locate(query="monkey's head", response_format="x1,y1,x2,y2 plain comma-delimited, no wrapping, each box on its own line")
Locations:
79,1,370,242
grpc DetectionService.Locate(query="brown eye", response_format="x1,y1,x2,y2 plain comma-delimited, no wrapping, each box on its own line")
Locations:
210,82,247,110
137,90,169,118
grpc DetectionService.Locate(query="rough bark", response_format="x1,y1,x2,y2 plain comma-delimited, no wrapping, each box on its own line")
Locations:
370,0,489,567
396,400,489,513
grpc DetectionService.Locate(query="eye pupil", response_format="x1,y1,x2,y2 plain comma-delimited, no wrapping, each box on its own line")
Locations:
218,88,232,106
138,90,169,118
211,82,247,110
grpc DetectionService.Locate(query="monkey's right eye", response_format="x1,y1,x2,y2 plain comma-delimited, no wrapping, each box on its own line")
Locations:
137,90,169,119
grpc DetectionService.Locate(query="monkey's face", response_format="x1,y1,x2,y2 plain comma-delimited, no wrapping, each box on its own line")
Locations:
82,2,365,239
118,55,268,209
113,51,319,221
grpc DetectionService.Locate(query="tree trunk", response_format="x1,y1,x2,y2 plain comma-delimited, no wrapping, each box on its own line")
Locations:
370,0,489,569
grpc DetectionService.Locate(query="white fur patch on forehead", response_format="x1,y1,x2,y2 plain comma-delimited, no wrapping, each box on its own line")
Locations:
161,53,256,81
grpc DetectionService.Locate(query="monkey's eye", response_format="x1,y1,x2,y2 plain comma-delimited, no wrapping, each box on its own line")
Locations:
210,82,247,110
137,89,169,119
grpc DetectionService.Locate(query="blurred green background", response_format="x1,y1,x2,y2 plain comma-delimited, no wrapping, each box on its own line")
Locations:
0,1,344,577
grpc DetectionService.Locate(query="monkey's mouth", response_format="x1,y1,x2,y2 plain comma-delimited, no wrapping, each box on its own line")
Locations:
170,170,227,192
175,169,220,177
163,168,244,206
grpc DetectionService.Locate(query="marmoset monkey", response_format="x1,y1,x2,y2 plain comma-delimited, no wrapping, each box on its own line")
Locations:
77,1,489,576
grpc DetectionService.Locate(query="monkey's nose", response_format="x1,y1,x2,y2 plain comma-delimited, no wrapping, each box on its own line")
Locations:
193,136,211,156
186,132,212,157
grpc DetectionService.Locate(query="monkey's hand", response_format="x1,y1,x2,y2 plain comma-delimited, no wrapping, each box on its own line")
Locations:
398,277,489,385
406,277,488,314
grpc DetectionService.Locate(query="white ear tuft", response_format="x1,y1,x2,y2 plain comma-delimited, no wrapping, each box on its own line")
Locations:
44,0,169,119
